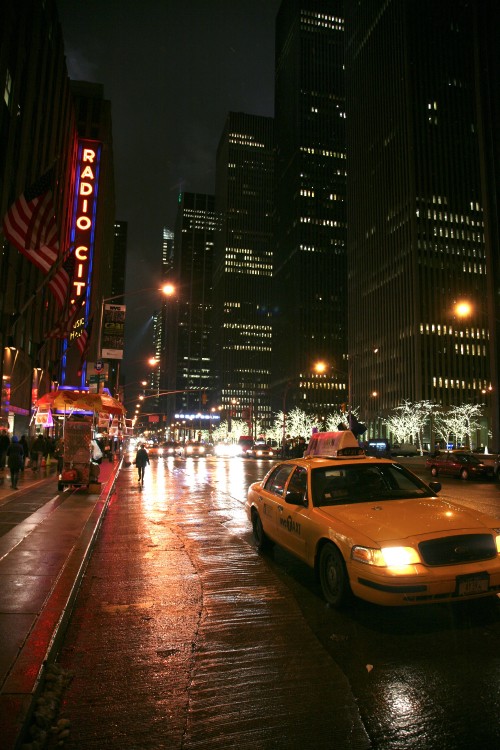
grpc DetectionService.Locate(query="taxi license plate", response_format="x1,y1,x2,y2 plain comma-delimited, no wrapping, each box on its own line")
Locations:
456,573,489,597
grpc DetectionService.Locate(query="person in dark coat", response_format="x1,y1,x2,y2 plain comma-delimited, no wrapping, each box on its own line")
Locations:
0,429,10,470
7,435,24,489
30,434,45,470
134,443,150,485
19,435,29,470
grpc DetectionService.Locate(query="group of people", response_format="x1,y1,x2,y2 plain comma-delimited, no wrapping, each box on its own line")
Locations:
0,429,60,489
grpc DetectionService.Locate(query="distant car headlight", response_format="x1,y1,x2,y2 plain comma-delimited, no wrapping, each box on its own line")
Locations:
199,446,205,454
352,545,421,568
158,448,163,456
186,446,193,454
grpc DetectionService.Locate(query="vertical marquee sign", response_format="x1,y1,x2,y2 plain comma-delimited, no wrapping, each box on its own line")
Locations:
65,140,102,377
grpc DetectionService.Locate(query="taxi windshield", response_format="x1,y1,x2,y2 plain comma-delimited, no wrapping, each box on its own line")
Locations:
311,463,435,507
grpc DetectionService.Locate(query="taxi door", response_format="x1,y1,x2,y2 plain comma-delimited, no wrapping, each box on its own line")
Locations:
258,463,296,542
275,466,308,561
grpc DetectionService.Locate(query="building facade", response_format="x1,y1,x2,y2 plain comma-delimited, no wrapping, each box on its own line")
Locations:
273,0,348,418
0,0,76,434
168,193,216,430
212,112,274,433
345,0,500,447
0,1,117,435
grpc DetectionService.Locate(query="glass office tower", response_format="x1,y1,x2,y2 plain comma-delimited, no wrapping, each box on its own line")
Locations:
345,0,500,446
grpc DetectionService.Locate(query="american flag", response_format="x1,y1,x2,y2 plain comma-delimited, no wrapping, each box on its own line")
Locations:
45,293,86,339
49,250,75,309
2,169,59,274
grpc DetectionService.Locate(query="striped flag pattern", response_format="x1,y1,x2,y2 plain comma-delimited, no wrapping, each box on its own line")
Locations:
49,251,75,309
2,169,59,274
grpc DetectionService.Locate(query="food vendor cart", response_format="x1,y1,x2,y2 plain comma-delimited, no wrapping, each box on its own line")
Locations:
35,389,126,491
58,416,94,491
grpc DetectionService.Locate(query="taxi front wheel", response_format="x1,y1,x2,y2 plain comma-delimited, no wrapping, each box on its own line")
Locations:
319,543,351,607
252,510,273,551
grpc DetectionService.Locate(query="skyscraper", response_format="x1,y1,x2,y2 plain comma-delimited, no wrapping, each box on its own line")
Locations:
345,0,500,446
274,0,347,416
213,112,274,431
169,193,216,421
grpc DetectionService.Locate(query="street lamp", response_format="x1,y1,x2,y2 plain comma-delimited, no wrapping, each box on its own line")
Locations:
453,299,499,452
92,284,176,399
96,285,176,361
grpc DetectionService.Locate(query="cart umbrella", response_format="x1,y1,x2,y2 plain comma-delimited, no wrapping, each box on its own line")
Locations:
36,390,80,410
71,393,126,415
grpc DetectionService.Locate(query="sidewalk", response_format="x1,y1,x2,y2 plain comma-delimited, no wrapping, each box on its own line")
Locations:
0,458,120,750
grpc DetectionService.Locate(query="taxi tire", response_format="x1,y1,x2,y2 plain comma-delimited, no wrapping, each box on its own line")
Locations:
319,543,351,607
251,510,273,551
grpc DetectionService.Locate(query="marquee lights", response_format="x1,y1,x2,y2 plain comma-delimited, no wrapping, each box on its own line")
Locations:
69,141,102,341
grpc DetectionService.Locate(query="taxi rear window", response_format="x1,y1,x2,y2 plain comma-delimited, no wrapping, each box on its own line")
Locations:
263,464,295,497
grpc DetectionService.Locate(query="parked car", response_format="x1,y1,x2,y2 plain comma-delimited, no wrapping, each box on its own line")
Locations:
426,451,495,480
391,443,419,457
246,430,500,607
365,438,391,457
472,450,500,480
246,440,276,459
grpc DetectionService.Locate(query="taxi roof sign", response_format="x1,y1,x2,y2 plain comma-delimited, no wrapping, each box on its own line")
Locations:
304,430,365,459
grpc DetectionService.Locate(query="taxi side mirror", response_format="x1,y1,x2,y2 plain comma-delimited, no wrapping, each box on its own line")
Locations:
429,481,441,494
285,490,307,506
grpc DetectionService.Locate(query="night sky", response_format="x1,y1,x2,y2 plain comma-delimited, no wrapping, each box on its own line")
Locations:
56,0,281,384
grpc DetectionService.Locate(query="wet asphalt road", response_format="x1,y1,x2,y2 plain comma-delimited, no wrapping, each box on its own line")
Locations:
54,457,500,749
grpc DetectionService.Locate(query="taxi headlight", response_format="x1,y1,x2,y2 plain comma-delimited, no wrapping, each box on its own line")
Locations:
494,530,500,554
352,545,421,567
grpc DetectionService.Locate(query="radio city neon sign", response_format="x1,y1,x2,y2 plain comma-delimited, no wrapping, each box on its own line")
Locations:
72,142,101,297
69,140,101,339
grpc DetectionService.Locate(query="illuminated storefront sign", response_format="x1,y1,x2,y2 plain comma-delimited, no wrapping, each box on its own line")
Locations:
68,141,102,344
102,303,126,360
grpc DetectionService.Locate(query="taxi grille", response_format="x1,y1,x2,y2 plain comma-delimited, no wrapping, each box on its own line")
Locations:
418,534,496,566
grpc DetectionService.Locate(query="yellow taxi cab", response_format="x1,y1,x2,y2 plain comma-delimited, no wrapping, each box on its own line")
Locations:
245,431,500,607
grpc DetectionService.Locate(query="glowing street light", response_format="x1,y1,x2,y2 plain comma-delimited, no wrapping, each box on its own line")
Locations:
455,300,474,318
161,283,176,297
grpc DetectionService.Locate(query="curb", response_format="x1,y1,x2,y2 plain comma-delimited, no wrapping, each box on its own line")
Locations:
3,461,121,750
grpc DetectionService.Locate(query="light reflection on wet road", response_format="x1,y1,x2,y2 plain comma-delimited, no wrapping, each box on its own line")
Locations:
171,456,500,750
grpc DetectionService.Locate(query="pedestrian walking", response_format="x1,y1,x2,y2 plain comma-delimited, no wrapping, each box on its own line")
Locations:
20,435,29,470
7,435,24,489
134,443,149,485
0,428,10,471
30,434,45,470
